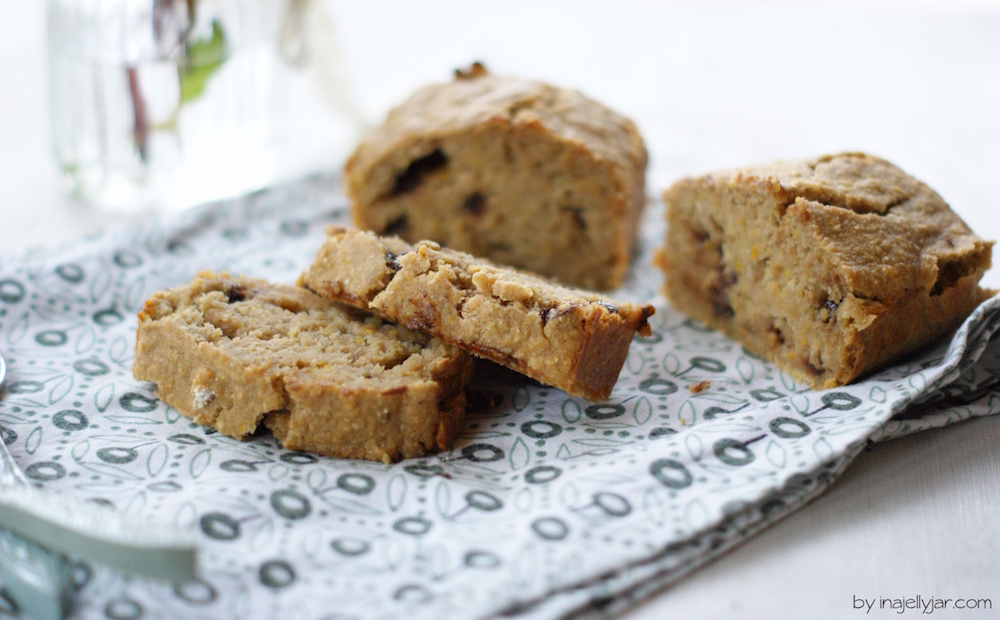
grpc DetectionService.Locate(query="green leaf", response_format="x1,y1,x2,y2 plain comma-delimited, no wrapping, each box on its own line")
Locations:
179,20,228,104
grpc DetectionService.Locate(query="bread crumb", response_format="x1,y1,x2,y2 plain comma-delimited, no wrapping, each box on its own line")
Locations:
688,380,710,394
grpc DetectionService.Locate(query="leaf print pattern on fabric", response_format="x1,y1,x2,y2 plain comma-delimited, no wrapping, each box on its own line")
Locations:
0,173,998,619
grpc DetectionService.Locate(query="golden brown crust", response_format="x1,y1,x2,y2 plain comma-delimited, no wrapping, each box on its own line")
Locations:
658,152,994,389
132,272,474,462
301,227,654,401
344,65,647,290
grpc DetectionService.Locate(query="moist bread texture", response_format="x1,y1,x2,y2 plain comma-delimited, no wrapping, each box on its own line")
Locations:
133,272,474,462
345,62,648,290
300,227,655,401
657,152,994,389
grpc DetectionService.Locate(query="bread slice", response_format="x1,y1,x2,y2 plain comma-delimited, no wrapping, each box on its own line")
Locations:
132,272,474,462
656,152,994,389
300,227,654,401
345,62,647,290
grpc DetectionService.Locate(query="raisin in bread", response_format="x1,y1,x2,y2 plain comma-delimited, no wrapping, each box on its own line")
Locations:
345,62,647,290
300,227,654,401
133,272,474,462
656,152,994,389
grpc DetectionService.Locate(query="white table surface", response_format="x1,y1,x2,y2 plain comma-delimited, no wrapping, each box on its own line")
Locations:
2,1,998,618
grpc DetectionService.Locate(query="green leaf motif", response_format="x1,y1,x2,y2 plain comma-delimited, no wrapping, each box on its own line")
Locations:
147,443,168,477
696,393,746,406
102,415,161,425
633,396,652,425
268,463,289,482
124,275,147,312
189,448,211,478
765,440,786,469
317,495,380,516
572,438,626,447
626,348,646,375
559,482,580,509
561,399,582,423
25,425,42,455
435,479,452,518
813,437,834,460
71,440,90,462
677,400,697,427
95,383,115,412
789,393,811,415
306,468,327,493
109,336,132,366
780,369,799,391
509,437,530,470
80,462,143,481
6,312,30,345
75,327,96,355
125,491,147,520
179,20,229,104
48,375,73,405
387,474,407,512
164,406,180,424
89,271,112,305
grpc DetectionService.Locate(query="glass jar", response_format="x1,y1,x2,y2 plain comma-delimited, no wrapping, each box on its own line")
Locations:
46,0,363,213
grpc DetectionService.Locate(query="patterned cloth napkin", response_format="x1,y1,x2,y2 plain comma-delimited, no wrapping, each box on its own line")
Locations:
1,174,998,620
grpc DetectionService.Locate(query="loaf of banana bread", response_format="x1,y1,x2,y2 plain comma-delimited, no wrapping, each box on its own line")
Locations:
345,62,648,290
657,152,994,389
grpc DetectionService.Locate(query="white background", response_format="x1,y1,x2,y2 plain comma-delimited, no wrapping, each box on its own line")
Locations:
2,1,999,618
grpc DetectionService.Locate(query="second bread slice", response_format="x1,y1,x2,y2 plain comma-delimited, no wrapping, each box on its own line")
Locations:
133,272,474,463
300,227,654,401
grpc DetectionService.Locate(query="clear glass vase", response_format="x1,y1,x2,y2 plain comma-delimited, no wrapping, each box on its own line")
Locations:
46,0,358,213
